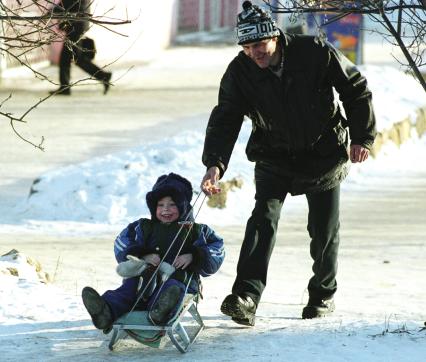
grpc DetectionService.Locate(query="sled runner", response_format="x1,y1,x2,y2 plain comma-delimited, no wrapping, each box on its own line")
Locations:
108,291,204,353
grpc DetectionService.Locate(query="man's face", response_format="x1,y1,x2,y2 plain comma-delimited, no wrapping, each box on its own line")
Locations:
242,38,278,68
156,196,180,223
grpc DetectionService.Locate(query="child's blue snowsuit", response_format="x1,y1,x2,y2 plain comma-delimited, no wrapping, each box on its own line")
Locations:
103,220,224,320
101,173,225,321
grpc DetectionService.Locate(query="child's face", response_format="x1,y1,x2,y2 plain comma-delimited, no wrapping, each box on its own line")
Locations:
156,196,180,223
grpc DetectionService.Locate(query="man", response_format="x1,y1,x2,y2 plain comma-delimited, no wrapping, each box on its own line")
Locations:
50,0,112,95
200,1,376,326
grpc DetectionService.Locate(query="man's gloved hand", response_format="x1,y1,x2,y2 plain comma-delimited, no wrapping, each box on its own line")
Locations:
116,255,148,278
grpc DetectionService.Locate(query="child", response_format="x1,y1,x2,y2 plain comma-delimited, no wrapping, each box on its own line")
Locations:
81,173,225,331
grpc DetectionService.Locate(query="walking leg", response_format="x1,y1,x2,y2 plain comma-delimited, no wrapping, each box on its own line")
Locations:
74,46,112,94
51,42,73,94
221,161,288,326
302,185,340,318
232,197,284,304
305,185,340,299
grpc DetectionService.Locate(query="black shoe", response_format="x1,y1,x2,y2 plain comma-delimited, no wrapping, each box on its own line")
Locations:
103,326,113,335
302,297,335,319
49,87,71,95
103,72,112,95
82,286,113,330
149,285,181,325
221,294,256,327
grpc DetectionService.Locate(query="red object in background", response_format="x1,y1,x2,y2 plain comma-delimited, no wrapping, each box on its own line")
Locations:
49,30,64,65
48,0,64,65
177,0,240,32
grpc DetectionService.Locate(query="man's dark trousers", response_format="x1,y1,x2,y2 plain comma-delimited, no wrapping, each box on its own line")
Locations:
232,161,341,305
59,31,109,88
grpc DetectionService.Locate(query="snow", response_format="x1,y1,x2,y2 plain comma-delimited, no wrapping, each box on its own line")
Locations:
1,49,426,360
3,64,425,231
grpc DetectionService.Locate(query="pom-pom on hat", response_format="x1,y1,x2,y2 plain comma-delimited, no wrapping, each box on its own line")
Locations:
146,173,193,222
236,1,280,45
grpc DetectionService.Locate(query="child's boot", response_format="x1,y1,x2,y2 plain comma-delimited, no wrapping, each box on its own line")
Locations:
149,285,181,325
82,286,114,330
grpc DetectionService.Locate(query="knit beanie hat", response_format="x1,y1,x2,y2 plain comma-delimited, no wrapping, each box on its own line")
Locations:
236,1,280,45
146,173,193,222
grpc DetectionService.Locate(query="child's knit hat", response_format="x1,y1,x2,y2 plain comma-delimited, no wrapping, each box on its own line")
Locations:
146,173,193,222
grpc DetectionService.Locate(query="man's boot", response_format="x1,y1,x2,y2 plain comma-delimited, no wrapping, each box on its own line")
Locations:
49,86,71,95
103,72,112,95
221,294,257,326
302,297,335,319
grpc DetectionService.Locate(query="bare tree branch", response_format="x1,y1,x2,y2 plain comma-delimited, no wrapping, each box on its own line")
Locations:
0,0,130,148
262,1,426,91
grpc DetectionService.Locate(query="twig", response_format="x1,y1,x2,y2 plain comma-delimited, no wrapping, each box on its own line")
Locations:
52,254,62,283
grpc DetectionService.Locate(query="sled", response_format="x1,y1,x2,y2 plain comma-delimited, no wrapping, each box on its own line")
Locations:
108,292,204,353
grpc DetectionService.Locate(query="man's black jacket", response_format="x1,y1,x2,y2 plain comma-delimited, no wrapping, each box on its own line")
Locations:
53,0,90,37
202,33,377,195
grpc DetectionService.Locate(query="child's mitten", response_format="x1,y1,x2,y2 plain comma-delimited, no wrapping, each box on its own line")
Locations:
116,255,148,278
158,262,176,283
